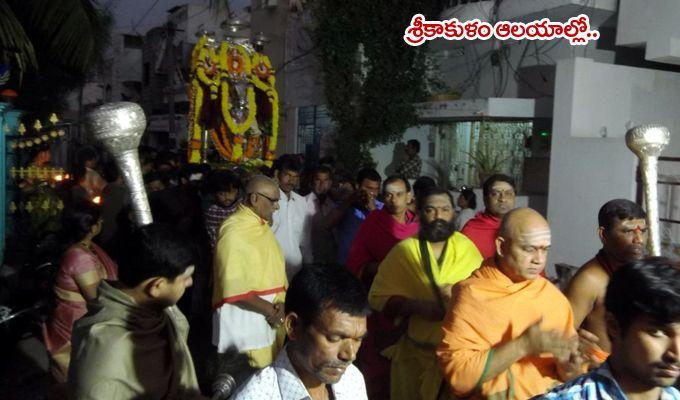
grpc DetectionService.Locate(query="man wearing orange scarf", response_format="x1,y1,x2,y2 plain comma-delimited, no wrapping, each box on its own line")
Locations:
438,208,582,399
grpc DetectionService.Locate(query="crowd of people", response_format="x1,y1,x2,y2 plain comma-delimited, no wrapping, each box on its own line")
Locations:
35,141,680,400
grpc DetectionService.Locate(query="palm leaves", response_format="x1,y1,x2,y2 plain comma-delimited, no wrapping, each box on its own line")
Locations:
0,0,111,80
0,0,36,78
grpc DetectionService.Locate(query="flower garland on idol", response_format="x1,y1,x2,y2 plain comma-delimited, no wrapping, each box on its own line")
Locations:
187,34,220,163
187,32,280,167
250,50,279,164
219,42,256,161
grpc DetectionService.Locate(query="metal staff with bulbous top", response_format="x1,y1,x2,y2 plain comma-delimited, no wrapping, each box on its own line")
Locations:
85,102,152,226
625,124,670,256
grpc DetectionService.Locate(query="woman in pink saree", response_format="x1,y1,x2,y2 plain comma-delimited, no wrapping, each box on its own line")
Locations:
43,201,118,382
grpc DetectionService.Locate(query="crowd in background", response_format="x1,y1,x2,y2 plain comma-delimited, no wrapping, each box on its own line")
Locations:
21,140,680,400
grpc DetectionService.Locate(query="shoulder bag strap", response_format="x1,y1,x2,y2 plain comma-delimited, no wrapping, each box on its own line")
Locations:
418,236,445,311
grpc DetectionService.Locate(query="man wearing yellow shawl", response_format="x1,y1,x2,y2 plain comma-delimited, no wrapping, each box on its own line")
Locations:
212,175,287,368
437,208,583,399
369,188,483,400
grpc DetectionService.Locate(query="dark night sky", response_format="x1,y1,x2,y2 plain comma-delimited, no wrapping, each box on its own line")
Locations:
108,0,249,35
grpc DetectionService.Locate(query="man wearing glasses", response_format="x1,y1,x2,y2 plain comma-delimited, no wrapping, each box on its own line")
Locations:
461,174,517,259
212,175,288,374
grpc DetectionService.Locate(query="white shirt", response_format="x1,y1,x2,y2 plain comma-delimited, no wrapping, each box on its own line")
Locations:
272,189,307,280
455,207,476,231
232,346,368,400
212,293,277,353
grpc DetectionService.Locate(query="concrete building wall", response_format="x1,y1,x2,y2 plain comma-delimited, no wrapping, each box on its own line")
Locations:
370,124,438,180
617,0,680,64
141,27,167,115
250,3,292,152
367,2,618,201
250,4,325,154
168,3,223,45
63,82,105,116
565,57,680,156
101,33,143,103
118,41,143,83
547,57,680,275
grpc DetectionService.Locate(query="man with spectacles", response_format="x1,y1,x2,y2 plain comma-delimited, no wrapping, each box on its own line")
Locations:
212,175,288,373
461,174,517,259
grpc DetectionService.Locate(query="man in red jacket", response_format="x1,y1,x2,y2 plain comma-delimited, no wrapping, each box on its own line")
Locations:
461,174,516,259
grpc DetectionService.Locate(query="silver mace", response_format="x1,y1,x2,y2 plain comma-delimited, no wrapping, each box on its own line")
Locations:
85,102,153,226
625,125,670,256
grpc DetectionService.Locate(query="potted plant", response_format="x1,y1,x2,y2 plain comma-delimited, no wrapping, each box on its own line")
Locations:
466,138,512,186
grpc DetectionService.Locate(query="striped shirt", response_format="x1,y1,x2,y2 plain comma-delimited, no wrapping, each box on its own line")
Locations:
533,362,680,400
232,346,368,400
204,201,240,249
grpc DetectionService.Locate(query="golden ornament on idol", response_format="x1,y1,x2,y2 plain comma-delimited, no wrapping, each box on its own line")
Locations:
187,33,279,166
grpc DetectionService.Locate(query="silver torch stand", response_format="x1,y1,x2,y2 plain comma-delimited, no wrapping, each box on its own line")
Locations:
625,125,670,256
85,102,152,226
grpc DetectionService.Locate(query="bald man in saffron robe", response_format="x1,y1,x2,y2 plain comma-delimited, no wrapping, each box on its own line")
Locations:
438,208,583,399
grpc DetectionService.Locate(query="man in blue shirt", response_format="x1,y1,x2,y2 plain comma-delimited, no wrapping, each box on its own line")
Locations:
327,168,383,265
536,257,680,400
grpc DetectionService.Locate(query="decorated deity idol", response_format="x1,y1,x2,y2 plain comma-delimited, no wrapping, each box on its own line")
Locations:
187,21,279,167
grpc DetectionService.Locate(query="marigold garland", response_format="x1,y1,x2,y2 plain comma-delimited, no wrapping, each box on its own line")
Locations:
188,79,204,163
251,52,276,85
211,127,231,159
190,36,205,73
187,36,220,163
219,42,256,136
250,51,280,157
196,38,220,100
188,34,280,165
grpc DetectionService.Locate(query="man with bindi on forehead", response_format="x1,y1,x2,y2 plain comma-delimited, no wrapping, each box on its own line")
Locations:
462,174,517,259
438,208,584,399
565,199,647,368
